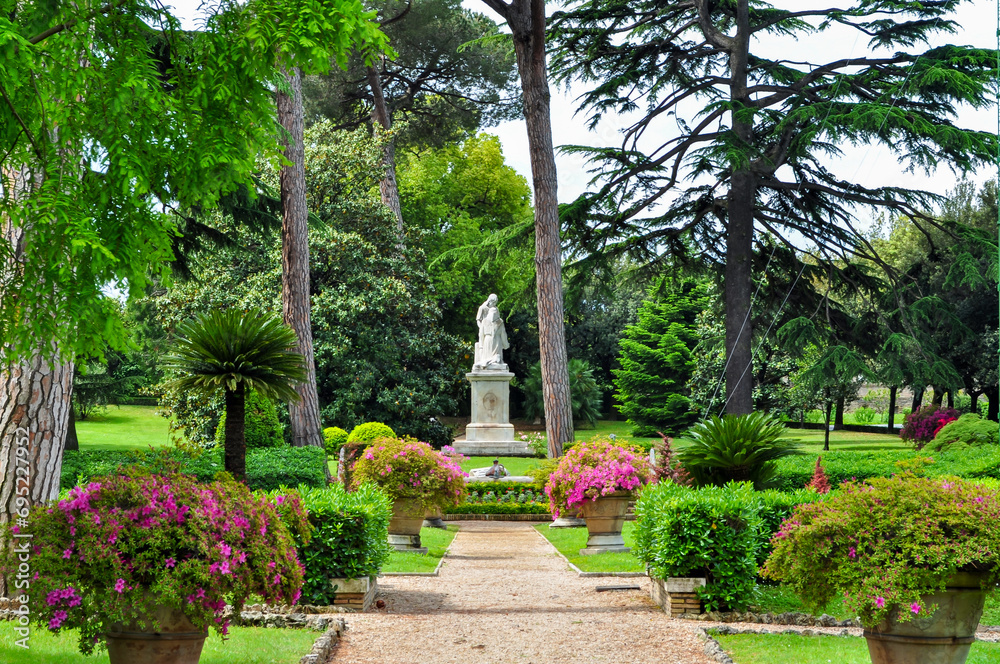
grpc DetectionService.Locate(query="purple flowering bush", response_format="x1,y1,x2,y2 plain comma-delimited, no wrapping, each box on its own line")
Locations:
352,438,467,508
544,437,653,517
4,469,309,655
900,405,959,448
762,475,1000,627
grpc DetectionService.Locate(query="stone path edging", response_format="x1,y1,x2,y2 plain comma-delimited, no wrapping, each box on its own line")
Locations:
381,526,460,577
530,524,646,578
298,619,346,664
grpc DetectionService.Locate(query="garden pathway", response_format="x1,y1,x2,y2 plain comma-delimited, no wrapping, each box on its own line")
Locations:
333,521,714,664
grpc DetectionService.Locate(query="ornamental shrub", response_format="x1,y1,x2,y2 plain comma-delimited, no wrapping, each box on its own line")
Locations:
286,483,393,605
544,437,653,517
443,502,551,515
347,422,397,446
213,389,285,450
633,481,762,611
900,405,959,449
677,412,798,489
927,414,999,452
755,489,827,566
804,456,830,494
762,476,1000,628
351,438,466,509
4,470,308,655
323,426,350,455
245,447,327,491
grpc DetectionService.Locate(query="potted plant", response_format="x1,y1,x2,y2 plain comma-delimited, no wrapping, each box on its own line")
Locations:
3,467,309,664
545,437,652,554
352,438,466,552
763,475,1000,664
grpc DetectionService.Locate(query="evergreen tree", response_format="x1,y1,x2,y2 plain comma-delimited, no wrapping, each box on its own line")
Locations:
614,280,708,436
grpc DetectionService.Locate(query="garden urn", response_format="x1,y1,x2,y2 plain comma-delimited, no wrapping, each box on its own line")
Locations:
388,497,428,553
864,572,988,664
106,601,207,664
578,491,631,555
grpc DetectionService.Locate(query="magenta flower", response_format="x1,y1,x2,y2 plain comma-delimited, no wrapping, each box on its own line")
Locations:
165,557,176,568
848,547,856,559
875,597,885,609
114,578,126,594
910,602,921,615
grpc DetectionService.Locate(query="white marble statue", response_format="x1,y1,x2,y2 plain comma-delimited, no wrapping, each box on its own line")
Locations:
473,293,509,370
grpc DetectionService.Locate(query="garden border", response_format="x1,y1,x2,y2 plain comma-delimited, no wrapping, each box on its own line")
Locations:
442,513,550,521
299,618,347,664
381,525,461,577
531,526,645,578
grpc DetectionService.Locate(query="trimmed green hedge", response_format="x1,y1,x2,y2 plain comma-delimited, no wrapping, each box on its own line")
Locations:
466,481,542,493
61,447,328,492
443,502,551,515
770,447,1000,491
289,483,392,605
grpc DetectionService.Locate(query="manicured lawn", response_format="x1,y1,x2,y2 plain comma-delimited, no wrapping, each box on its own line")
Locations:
777,428,907,453
0,622,317,664
75,405,171,450
382,525,459,573
534,522,644,573
751,584,1000,627
715,633,1000,664
460,456,542,476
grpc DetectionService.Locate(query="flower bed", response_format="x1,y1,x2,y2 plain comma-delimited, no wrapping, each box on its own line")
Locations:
352,438,466,509
3,469,308,655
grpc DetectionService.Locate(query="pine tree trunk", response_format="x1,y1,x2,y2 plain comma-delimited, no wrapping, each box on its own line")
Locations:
887,385,897,433
723,0,755,416
501,0,573,458
366,65,405,244
823,400,832,452
0,355,73,598
986,387,998,422
911,386,924,412
277,66,324,451
224,385,247,482
946,390,954,409
64,404,79,452
834,397,845,430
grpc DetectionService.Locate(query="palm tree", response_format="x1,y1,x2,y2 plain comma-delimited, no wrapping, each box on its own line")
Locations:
163,309,306,482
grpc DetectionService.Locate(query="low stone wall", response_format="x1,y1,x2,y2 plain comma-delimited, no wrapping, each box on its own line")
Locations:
650,577,705,616
299,619,347,664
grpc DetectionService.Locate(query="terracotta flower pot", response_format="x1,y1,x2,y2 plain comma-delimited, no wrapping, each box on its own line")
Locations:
864,572,988,664
578,491,631,555
388,497,427,552
106,602,207,664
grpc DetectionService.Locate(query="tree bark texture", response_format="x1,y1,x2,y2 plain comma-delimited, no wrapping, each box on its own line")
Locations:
887,385,897,433
224,385,247,482
277,67,324,450
722,0,755,415
0,354,73,598
64,404,79,452
493,0,574,457
366,65,405,243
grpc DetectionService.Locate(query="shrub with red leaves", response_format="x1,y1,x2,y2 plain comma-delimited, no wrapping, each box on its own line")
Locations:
805,456,830,494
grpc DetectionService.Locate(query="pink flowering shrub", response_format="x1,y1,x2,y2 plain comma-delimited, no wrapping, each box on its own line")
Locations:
900,405,959,449
544,437,653,517
762,475,1000,628
351,438,466,508
2,469,308,655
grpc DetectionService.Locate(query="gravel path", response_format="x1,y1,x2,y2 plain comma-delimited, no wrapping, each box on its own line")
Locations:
334,521,714,664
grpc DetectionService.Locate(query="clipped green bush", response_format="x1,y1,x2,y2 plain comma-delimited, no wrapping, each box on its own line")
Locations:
634,481,762,611
678,412,799,489
755,489,827,565
323,426,349,455
347,422,396,446
214,389,285,449
927,414,999,452
443,502,551,515
283,483,393,605
466,481,543,496
245,447,327,491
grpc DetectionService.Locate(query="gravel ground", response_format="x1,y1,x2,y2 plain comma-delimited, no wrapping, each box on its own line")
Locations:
334,521,714,664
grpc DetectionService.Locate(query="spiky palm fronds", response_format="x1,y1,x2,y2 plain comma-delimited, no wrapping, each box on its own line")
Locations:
162,309,306,402
678,412,799,489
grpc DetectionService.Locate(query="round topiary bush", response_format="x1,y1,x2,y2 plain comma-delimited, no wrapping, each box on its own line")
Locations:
323,426,349,455
927,414,999,452
215,390,285,449
347,422,396,446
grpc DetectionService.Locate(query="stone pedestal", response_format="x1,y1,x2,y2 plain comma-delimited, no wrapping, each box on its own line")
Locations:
387,533,428,554
454,370,530,456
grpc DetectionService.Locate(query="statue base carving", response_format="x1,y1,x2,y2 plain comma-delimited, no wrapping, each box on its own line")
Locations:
453,370,531,457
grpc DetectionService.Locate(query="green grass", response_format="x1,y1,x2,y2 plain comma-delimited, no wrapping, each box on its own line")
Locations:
715,633,1000,664
751,584,1000,627
75,405,171,451
382,525,459,573
0,622,317,664
460,456,542,476
534,521,644,573
778,428,907,454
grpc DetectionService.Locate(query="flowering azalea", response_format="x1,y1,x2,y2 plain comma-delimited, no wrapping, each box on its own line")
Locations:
545,437,653,517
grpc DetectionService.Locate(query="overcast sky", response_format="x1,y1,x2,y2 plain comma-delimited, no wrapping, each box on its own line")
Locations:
168,0,997,214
